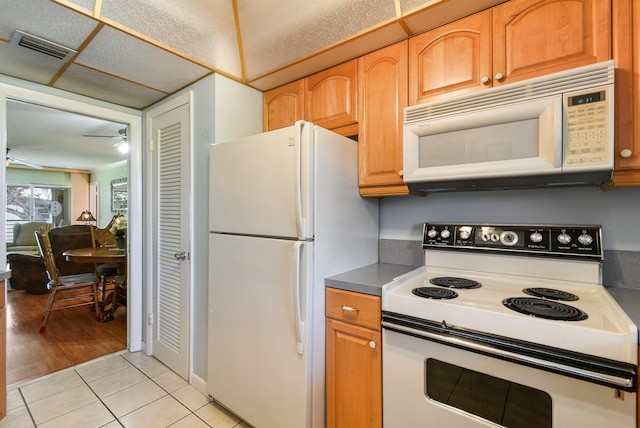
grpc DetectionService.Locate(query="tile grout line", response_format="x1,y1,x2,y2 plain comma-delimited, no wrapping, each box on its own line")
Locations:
74,366,123,427
17,388,37,428
13,352,218,428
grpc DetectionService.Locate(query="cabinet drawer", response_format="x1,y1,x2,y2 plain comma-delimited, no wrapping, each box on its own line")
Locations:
326,287,381,330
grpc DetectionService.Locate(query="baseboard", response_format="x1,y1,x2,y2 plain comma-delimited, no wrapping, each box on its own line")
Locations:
190,372,208,396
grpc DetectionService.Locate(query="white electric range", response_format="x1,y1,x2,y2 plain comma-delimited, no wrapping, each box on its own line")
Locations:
382,223,637,428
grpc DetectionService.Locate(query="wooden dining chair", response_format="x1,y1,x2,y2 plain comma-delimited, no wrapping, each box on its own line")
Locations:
90,224,126,321
35,225,100,333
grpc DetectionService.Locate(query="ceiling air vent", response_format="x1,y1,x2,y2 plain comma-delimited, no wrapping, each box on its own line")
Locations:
10,30,76,62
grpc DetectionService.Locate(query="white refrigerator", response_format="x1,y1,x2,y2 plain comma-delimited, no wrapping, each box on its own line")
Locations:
207,121,379,428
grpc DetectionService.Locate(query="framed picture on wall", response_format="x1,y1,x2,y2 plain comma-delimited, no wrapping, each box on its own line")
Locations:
111,178,128,211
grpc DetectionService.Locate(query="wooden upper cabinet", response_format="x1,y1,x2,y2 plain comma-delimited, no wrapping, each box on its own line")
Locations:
305,60,358,130
410,11,492,105
604,0,640,188
410,0,611,105
263,80,304,131
358,41,411,197
492,0,611,85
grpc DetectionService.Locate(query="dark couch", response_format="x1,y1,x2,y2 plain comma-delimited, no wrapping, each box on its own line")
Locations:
8,225,94,294
47,225,95,276
6,252,50,294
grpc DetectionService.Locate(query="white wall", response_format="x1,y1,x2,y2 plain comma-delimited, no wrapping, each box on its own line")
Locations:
146,73,262,384
379,185,640,251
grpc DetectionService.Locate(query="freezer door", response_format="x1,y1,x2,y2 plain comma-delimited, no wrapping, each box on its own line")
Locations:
208,234,313,428
210,121,313,239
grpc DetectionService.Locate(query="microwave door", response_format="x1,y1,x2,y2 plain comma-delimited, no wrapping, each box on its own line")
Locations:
403,96,562,183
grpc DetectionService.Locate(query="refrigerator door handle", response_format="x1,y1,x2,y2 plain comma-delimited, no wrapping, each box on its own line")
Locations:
293,241,305,355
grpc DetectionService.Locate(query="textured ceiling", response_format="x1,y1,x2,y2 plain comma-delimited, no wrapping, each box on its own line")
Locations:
1,0,505,170
0,0,505,109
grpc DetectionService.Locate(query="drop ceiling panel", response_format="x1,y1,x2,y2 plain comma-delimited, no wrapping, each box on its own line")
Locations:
99,0,241,78
62,0,97,14
249,22,408,91
0,41,64,85
0,0,98,48
239,0,397,80
55,64,167,109
74,25,211,93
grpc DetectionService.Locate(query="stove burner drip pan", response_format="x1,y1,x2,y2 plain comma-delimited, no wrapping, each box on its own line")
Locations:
523,287,579,301
412,287,458,300
430,277,481,289
503,297,588,321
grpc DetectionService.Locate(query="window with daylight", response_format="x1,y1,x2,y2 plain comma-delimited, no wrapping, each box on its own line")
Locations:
5,184,70,242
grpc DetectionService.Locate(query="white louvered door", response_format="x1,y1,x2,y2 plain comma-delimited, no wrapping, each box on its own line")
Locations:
151,102,190,379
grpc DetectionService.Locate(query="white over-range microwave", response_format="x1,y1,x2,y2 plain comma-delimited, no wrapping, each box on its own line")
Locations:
403,60,615,191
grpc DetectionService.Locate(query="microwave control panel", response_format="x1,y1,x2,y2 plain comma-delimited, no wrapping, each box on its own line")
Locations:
564,87,612,169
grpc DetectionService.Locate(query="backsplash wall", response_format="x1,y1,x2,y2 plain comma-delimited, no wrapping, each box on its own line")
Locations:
378,186,640,289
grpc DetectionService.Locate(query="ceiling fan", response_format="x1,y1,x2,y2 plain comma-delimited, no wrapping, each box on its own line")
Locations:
5,148,44,169
83,127,127,142
83,128,129,153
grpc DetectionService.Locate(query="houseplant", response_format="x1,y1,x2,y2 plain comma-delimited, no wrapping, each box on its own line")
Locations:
109,215,127,249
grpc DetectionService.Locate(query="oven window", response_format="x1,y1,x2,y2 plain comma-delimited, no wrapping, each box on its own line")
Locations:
426,359,552,427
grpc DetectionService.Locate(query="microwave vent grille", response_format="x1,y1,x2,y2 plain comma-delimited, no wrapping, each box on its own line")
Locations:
404,60,614,124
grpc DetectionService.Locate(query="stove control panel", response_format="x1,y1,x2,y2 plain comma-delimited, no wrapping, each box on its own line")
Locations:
423,223,603,259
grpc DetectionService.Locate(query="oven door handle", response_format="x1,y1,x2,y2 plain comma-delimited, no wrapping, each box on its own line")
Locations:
382,320,636,391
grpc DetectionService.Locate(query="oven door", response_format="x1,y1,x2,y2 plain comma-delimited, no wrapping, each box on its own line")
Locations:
382,320,636,428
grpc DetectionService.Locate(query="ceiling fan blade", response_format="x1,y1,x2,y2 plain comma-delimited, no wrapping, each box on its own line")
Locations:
83,134,121,138
7,157,45,169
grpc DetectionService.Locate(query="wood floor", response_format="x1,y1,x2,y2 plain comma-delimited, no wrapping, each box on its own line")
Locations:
5,288,127,387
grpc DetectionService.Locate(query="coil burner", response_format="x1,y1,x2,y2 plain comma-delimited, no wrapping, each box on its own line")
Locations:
412,287,458,300
523,287,579,301
430,277,481,289
502,297,588,321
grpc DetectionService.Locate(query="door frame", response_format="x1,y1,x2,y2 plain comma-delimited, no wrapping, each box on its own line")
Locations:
144,92,193,377
0,80,143,351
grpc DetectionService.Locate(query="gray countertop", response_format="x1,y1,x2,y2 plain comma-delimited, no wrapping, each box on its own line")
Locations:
326,263,640,332
606,287,640,330
0,270,11,282
325,263,420,297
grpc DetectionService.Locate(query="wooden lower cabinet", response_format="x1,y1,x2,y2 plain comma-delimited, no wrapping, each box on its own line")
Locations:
326,288,381,428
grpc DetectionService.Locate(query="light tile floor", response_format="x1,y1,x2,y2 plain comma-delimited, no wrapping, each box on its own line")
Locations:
2,351,251,428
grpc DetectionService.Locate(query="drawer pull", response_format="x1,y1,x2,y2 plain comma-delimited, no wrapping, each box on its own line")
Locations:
341,305,359,313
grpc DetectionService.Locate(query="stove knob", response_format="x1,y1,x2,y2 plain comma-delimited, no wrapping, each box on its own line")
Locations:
500,231,518,246
578,233,593,245
427,229,438,239
440,229,451,239
557,233,572,245
459,229,471,240
530,232,543,243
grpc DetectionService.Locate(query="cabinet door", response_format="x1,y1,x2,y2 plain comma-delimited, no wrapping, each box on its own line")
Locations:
358,41,410,196
607,0,640,186
305,60,358,130
263,80,304,131
326,318,381,428
409,10,492,105
492,0,611,86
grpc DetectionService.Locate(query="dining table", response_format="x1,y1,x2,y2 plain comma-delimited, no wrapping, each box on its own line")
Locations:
62,247,126,264
62,247,127,321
